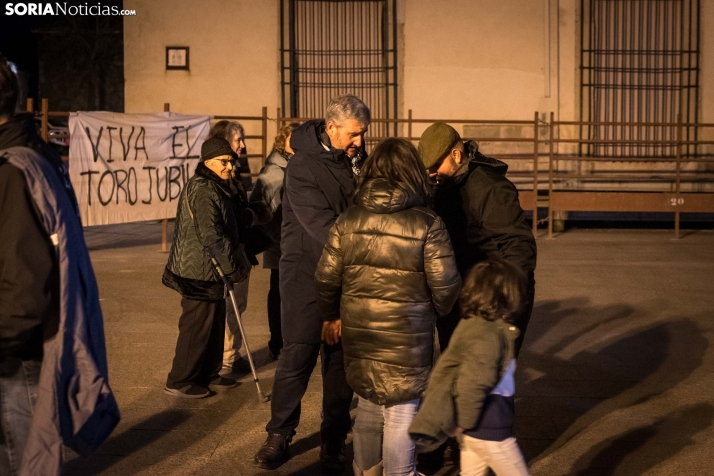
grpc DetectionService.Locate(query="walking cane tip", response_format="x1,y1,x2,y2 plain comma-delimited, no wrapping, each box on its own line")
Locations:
259,392,271,403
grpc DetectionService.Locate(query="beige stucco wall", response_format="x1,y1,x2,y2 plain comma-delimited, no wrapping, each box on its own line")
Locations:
123,0,280,170
123,0,710,144
124,0,279,116
402,0,568,127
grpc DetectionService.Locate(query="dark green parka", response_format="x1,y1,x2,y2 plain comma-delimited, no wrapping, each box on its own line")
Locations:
409,316,519,449
315,178,462,405
162,162,251,301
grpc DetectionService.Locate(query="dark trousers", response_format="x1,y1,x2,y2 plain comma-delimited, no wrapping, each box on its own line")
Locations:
266,341,353,443
267,269,284,355
166,297,226,389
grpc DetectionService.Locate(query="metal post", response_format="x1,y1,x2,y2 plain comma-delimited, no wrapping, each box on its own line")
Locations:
548,112,554,239
407,109,413,141
26,98,34,112
262,106,268,160
533,111,539,236
674,112,682,239
41,98,49,142
161,103,170,252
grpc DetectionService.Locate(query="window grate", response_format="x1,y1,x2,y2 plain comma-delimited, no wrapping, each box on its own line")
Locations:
280,0,398,140
580,0,700,157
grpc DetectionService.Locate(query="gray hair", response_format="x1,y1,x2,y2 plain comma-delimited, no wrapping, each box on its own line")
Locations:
324,94,371,127
210,120,244,141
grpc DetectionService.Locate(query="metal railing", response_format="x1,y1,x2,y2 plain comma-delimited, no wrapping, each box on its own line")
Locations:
29,98,713,240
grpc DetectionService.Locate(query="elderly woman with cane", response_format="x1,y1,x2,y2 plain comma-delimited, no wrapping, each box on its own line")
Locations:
162,137,253,398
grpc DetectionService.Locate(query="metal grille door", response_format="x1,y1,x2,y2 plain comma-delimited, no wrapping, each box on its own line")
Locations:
580,0,700,157
281,0,398,137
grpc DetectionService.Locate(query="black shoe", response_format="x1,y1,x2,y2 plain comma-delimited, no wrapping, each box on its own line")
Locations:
163,384,210,399
210,376,238,389
253,432,291,470
268,348,280,362
320,441,346,471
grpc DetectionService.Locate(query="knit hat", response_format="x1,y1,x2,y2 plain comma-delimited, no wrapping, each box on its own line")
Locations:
418,122,462,169
201,137,237,162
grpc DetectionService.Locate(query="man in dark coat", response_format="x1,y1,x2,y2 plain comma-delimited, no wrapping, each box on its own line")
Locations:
418,122,537,356
0,58,63,474
1,57,118,474
253,95,370,471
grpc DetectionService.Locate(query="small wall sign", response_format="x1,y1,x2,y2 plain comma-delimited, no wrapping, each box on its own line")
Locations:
166,47,189,70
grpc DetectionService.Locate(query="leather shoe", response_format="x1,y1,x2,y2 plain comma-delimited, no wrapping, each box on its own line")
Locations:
253,432,291,469
320,441,346,471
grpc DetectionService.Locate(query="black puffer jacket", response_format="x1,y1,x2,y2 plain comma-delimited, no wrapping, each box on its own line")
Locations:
315,179,461,405
162,162,251,301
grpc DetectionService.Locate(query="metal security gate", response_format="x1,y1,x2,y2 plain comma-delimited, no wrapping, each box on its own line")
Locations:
280,0,398,138
580,0,700,157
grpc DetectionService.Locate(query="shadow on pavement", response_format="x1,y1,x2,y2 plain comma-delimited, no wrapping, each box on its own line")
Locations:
64,409,190,475
573,403,714,475
519,298,708,468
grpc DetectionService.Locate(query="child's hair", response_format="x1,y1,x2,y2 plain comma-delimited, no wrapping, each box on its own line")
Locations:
356,138,431,203
460,259,526,322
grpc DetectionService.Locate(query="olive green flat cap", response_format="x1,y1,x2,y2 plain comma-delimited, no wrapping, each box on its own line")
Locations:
418,122,462,168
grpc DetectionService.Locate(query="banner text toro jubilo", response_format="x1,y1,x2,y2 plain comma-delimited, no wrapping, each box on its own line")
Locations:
69,112,210,226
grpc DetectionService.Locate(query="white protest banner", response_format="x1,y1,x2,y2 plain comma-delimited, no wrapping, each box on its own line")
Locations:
69,112,210,226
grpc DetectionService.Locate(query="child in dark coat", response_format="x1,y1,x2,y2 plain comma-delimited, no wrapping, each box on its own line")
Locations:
409,260,530,475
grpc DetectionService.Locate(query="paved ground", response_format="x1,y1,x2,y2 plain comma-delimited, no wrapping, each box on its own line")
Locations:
62,223,714,475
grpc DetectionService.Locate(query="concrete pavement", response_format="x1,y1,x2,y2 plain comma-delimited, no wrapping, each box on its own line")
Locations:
63,223,714,475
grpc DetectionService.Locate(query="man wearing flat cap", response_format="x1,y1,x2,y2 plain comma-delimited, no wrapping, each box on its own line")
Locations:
419,122,537,356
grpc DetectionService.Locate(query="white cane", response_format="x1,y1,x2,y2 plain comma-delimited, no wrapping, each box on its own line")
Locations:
211,257,270,403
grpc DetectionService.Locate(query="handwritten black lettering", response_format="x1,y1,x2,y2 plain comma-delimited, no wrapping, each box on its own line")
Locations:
134,127,149,161
115,169,128,204
119,127,135,161
127,167,138,205
171,126,185,159
98,170,115,206
184,125,200,159
168,166,182,201
106,126,117,163
142,166,156,204
85,127,104,162
79,170,100,205
156,167,168,202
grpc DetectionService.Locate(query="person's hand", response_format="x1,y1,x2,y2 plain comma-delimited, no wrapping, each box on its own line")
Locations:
321,320,342,345
452,427,464,438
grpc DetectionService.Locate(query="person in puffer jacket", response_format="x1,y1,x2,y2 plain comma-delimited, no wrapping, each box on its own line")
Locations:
409,260,530,476
315,138,461,476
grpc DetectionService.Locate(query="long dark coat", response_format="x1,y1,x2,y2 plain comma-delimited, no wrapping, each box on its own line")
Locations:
280,120,356,344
